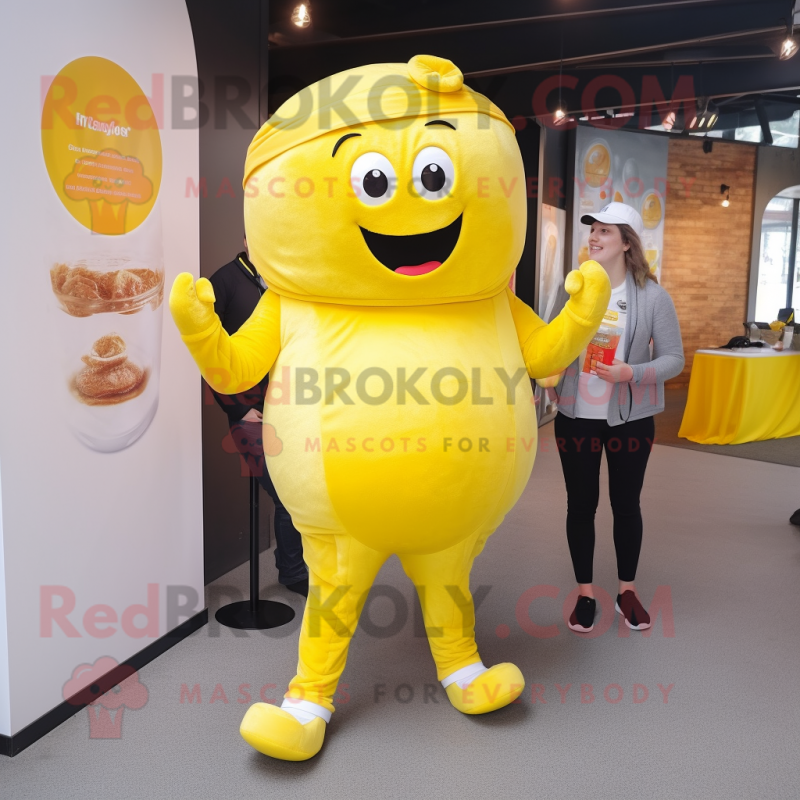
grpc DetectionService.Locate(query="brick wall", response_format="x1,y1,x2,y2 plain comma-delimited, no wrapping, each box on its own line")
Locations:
661,138,757,385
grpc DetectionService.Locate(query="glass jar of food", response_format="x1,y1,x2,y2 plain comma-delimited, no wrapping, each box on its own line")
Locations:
49,254,164,452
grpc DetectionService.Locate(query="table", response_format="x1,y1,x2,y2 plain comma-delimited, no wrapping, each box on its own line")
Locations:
678,348,800,445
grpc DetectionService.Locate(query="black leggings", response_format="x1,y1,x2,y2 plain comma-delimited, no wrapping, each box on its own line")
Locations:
554,413,655,584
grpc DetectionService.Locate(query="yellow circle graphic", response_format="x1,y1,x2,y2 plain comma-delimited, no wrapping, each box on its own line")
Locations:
41,57,162,235
642,192,663,230
583,143,610,188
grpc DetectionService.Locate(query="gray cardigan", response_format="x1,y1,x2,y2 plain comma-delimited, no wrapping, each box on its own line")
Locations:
555,270,684,426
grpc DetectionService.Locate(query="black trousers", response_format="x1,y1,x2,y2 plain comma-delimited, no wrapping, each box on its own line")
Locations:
230,420,308,586
554,412,655,584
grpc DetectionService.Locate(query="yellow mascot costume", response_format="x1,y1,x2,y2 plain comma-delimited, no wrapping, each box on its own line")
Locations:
170,55,610,761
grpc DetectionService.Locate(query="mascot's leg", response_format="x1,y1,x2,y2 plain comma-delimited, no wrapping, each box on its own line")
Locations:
240,531,388,761
398,529,524,715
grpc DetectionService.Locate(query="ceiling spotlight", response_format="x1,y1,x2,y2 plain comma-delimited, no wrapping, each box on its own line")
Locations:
780,18,798,60
291,2,311,28
553,107,571,127
721,184,731,207
554,31,568,127
689,97,720,130
663,106,688,134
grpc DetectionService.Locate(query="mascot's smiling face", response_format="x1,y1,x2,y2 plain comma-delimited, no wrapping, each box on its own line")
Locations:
243,57,527,307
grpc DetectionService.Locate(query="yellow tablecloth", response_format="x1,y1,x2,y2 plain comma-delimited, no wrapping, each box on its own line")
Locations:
678,349,800,444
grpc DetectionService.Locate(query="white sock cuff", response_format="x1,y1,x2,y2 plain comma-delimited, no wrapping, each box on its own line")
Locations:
280,698,332,723
441,661,486,689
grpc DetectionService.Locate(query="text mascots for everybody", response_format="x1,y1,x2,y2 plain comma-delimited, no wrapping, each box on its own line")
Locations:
170,55,610,761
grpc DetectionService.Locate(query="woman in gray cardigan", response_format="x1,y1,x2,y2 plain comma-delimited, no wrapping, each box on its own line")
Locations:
553,203,684,633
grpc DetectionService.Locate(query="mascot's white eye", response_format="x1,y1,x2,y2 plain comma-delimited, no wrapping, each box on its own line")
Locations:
350,152,397,206
412,147,455,200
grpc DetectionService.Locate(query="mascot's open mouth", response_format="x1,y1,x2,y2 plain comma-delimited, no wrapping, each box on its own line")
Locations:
360,214,463,276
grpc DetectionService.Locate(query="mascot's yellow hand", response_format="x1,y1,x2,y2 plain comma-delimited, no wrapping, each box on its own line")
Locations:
535,373,562,389
564,260,611,324
169,273,218,337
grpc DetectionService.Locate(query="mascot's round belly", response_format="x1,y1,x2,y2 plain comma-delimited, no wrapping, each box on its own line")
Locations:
265,293,538,554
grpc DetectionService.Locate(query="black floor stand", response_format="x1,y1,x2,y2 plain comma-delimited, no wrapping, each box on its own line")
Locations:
215,476,296,630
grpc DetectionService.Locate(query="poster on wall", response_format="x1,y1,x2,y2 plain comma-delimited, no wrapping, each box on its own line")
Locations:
572,126,668,280
0,0,203,740
535,204,568,424
538,204,568,323
42,57,165,453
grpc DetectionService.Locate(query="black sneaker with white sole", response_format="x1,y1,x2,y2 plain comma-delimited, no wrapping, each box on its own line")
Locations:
615,590,651,630
568,596,597,632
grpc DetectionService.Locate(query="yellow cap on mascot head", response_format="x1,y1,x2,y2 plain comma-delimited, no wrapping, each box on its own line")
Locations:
243,55,526,307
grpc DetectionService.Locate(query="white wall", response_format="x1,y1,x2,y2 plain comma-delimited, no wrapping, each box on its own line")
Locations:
0,0,202,737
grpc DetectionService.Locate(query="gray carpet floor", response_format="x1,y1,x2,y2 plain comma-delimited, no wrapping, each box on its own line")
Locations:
657,386,800,468
3,424,800,799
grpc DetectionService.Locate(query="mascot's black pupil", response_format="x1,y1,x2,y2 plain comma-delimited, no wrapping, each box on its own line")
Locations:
364,169,388,198
421,163,446,192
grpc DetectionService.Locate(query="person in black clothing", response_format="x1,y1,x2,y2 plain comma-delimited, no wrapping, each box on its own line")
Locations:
208,239,308,596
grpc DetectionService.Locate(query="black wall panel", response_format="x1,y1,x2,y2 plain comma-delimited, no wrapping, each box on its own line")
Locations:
186,0,272,584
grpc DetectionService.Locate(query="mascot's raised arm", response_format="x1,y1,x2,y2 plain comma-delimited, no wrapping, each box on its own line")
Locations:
170,55,610,762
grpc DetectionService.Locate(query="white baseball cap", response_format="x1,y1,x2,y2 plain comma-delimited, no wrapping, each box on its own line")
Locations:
581,202,644,236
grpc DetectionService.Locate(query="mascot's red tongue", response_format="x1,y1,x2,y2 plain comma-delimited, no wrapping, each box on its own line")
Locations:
395,261,441,276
